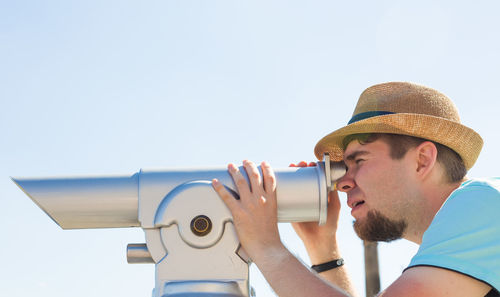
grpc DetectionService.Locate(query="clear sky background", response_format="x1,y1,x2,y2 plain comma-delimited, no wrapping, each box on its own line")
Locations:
1,1,499,296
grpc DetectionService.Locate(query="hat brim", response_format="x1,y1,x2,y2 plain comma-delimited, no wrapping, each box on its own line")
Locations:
314,113,483,170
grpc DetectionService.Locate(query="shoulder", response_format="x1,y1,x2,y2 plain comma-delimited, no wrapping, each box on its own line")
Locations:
456,177,500,191
407,177,500,293
431,177,500,229
447,177,500,204
422,177,500,243
381,266,493,297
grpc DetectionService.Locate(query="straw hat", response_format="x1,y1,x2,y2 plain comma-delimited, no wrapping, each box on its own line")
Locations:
314,82,483,170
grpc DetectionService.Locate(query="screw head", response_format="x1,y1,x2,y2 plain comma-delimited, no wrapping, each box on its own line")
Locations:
190,215,212,236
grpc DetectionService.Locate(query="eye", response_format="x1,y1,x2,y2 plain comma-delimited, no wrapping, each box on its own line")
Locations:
355,159,365,164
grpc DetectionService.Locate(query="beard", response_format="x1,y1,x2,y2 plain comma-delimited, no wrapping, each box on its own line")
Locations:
353,210,407,242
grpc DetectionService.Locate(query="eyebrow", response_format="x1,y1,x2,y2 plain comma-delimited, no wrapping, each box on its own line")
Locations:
344,150,370,161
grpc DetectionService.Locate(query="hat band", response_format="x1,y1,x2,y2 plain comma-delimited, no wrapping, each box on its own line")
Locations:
348,111,395,124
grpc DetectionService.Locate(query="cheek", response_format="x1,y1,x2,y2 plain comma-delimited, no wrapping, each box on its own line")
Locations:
356,163,402,203
356,162,391,188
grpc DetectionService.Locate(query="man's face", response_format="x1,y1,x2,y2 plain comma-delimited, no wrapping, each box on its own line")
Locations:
337,138,418,242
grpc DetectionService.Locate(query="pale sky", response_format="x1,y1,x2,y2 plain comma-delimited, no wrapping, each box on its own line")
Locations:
1,1,499,296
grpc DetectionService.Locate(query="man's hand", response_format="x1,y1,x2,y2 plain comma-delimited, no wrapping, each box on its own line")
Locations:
290,161,343,264
213,160,358,297
212,160,286,264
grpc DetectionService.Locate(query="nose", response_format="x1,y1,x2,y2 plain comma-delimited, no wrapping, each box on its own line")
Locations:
336,170,355,193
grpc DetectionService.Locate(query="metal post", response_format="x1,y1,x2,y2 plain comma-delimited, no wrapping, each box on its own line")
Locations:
363,241,380,297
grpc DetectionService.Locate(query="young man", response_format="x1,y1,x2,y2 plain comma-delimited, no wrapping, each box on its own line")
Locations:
212,82,500,297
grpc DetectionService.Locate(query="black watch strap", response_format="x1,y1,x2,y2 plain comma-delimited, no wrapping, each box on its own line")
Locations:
311,258,344,273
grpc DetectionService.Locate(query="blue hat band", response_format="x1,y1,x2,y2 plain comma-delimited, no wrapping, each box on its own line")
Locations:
348,111,395,124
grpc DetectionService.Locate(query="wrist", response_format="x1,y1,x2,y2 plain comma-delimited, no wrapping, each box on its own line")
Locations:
305,243,342,265
251,243,289,268
311,258,345,273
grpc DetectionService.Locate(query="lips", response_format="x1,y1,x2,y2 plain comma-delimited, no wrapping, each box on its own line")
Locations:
352,201,365,208
349,199,366,217
347,195,366,217
348,196,365,209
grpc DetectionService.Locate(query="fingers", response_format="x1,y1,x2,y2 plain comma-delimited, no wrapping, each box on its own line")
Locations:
289,161,317,167
212,178,238,209
242,160,262,194
325,190,341,226
215,161,276,207
218,160,275,197
261,161,276,195
228,163,252,197
327,190,341,210
241,160,276,196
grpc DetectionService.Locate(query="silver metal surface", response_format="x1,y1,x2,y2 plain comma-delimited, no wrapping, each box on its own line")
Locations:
330,161,347,187
127,243,154,264
160,280,250,297
13,159,346,297
137,164,333,229
138,176,260,297
11,174,140,229
12,162,346,230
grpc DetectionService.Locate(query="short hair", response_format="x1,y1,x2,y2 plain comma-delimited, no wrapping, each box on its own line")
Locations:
342,133,467,183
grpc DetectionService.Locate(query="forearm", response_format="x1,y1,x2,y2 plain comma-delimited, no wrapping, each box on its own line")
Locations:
303,242,358,297
253,245,356,297
313,259,358,297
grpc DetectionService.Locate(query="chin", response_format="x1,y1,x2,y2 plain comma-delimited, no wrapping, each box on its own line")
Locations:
353,210,407,242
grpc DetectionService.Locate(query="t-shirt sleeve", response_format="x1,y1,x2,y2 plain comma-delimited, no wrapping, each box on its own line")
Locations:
407,179,500,292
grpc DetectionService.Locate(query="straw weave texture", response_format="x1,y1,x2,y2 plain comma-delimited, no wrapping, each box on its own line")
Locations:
314,82,483,170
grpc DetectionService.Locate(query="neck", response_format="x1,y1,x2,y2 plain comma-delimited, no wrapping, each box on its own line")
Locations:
403,179,463,245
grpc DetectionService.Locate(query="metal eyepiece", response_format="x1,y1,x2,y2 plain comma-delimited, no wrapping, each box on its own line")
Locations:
330,161,347,190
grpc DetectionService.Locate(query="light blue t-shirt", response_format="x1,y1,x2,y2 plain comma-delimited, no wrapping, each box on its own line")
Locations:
407,178,500,292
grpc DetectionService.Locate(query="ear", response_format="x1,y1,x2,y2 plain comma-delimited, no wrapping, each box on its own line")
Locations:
413,141,438,179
